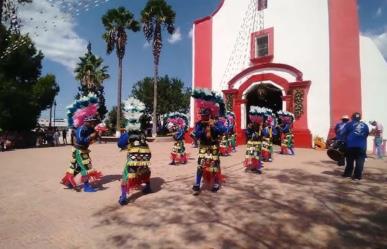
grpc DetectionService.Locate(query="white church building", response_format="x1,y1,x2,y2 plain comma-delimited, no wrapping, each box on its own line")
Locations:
190,0,387,148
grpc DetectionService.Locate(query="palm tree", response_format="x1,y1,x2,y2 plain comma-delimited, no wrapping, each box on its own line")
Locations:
75,42,109,90
74,42,110,119
102,7,140,136
141,0,176,136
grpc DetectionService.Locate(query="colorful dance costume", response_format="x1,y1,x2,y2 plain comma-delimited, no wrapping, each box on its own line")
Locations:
219,115,231,156
278,110,295,155
192,88,226,194
219,133,231,156
244,106,267,172
261,111,277,162
118,98,151,205
165,112,189,165
60,94,102,192
226,111,237,152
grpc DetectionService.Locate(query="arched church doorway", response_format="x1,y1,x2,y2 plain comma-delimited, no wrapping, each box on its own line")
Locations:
245,83,283,120
245,82,283,144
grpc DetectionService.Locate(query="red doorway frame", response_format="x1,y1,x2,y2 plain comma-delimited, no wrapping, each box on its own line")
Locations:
223,63,312,148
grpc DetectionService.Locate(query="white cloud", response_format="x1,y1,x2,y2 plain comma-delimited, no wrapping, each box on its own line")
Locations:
168,27,182,44
18,0,87,73
375,7,382,18
188,27,193,38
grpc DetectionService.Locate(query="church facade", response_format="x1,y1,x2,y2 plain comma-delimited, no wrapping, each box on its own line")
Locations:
190,0,387,148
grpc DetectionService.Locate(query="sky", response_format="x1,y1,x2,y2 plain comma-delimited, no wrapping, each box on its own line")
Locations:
13,0,387,119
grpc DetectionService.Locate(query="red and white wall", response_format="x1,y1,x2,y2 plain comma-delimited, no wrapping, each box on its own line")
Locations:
191,0,387,149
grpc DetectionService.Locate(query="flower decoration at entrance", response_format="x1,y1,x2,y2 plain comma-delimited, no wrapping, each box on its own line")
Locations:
293,89,304,118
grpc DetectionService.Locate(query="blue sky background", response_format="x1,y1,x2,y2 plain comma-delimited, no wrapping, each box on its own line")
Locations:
16,0,386,119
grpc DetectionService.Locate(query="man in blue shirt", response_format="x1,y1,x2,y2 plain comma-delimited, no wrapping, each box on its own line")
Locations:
334,115,350,166
335,115,350,141
342,112,369,180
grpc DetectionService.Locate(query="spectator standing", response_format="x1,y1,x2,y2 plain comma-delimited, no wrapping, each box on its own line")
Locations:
370,120,384,159
70,129,75,145
334,115,350,166
62,129,68,145
342,112,369,181
53,129,60,146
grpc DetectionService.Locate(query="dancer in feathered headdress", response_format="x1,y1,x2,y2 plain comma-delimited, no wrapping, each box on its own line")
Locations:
60,94,103,192
191,88,226,195
117,97,151,205
219,126,231,156
165,112,189,165
261,108,277,162
226,111,237,152
244,106,267,173
277,110,295,155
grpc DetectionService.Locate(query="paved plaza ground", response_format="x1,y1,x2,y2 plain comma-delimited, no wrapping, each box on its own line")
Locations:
0,142,386,249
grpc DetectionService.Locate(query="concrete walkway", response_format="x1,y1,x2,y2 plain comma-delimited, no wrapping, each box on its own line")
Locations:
0,142,386,249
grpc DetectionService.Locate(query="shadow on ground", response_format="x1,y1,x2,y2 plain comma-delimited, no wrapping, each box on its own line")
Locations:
91,161,387,249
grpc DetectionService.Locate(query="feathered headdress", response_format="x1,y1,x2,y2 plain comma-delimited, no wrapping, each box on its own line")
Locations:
277,110,295,124
123,97,146,131
192,88,225,117
249,106,271,124
165,112,189,131
263,108,276,126
67,94,99,128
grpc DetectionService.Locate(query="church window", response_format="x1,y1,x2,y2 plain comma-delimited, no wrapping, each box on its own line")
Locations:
250,27,274,63
258,0,268,11
256,35,269,57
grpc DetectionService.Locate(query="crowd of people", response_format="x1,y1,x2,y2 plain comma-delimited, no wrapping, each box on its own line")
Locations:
35,127,69,147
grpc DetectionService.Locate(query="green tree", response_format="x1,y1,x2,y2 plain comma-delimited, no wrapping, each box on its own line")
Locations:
102,7,140,135
74,42,109,120
141,0,176,136
131,75,190,115
33,74,60,110
0,26,59,131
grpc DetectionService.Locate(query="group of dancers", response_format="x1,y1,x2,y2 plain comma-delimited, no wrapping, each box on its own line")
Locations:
244,107,295,174
59,88,296,204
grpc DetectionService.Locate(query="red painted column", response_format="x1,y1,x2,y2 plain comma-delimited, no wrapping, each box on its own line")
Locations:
290,81,312,148
192,18,213,127
328,0,361,138
186,18,213,143
234,99,246,145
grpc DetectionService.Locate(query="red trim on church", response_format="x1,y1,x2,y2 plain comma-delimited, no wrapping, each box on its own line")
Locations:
228,63,304,89
223,64,312,148
188,3,216,143
328,0,362,138
194,0,224,24
194,21,212,90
